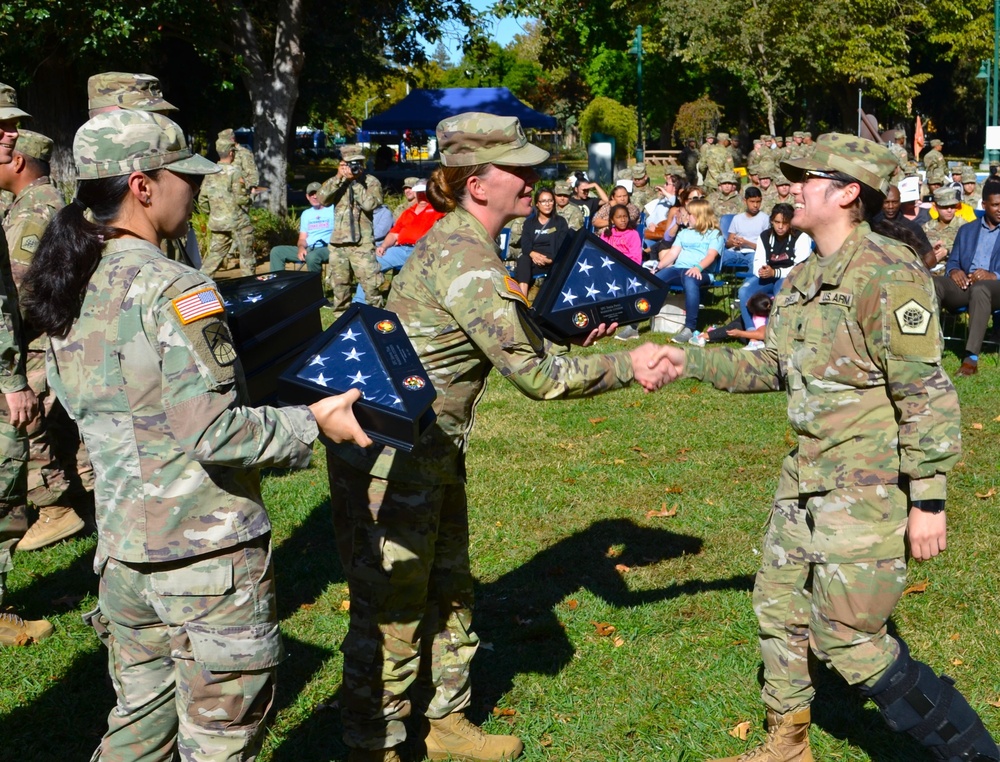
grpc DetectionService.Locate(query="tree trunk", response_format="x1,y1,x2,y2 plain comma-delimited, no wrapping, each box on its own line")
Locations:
761,85,776,136
228,0,305,217
22,57,83,200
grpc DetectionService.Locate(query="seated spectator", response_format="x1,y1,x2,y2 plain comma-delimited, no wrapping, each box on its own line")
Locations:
922,187,966,273
393,176,419,217
269,181,334,273
553,182,585,230
690,292,774,348
355,180,444,302
933,178,1000,376
568,172,607,219
516,188,569,297
372,202,394,248
600,204,642,264
644,174,686,228
736,203,812,328
874,183,934,262
591,184,641,231
722,186,770,270
659,186,704,248
651,198,722,344
707,171,743,217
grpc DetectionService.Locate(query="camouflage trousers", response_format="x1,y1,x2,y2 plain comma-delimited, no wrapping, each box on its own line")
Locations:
327,456,477,751
201,224,256,278
326,243,385,320
754,457,908,713
24,348,91,504
0,408,29,607
87,536,283,762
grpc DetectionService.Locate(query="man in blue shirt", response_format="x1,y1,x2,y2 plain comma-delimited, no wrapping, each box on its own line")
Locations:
269,182,335,273
934,178,1000,375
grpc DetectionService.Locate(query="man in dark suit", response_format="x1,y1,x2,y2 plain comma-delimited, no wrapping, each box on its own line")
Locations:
934,178,1000,375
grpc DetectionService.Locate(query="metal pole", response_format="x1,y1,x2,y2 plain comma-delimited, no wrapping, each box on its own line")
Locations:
986,62,992,169
857,89,862,137
993,0,999,162
636,25,644,162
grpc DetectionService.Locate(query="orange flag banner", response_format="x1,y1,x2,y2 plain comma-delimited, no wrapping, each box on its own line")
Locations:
914,116,925,160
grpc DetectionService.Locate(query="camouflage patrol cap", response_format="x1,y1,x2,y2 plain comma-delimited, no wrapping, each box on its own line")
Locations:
616,168,632,180
753,138,762,145
218,128,235,143
773,172,791,186
74,110,218,180
793,131,804,139
951,166,964,177
932,187,961,207
437,112,549,167
930,138,943,148
706,132,715,140
215,137,235,156
716,132,730,141
961,166,978,183
14,129,52,162
784,136,793,143
554,182,571,195
306,181,321,194
781,132,897,197
0,83,29,120
402,176,419,188
759,134,769,142
87,72,177,114
632,162,647,179
803,132,813,139
340,144,365,162
718,171,738,186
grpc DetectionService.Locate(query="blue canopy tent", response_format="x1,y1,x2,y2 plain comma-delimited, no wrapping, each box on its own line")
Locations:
360,87,557,131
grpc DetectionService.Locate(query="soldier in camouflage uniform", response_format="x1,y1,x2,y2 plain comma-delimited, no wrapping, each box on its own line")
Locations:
924,138,946,179
217,128,260,192
923,187,965,273
199,138,255,276
21,108,369,762
800,131,815,157
962,166,982,209
0,83,49,646
324,112,675,762
630,162,653,209
553,182,585,230
0,129,90,552
760,172,793,215
701,132,735,191
650,133,1000,762
707,171,743,218
886,130,908,174
784,131,808,161
318,144,385,316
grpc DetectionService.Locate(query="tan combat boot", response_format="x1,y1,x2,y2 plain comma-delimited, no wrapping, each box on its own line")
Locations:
424,713,523,761
0,612,54,645
17,505,86,551
710,708,813,762
347,748,401,762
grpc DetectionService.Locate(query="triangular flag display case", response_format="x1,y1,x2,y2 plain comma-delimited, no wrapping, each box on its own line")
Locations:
530,229,668,340
217,271,327,405
278,303,437,452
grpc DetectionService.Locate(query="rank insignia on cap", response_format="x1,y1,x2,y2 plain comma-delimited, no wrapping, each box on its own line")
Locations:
203,322,237,366
19,234,39,254
894,299,931,335
172,288,224,325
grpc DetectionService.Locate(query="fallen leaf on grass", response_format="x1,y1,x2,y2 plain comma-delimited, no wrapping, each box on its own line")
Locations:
606,546,622,558
591,621,616,636
994,415,1000,422
729,720,752,740
615,563,631,573
613,458,626,465
588,417,607,425
664,485,683,494
630,446,651,459
950,633,961,641
976,487,998,499
613,636,625,647
492,707,516,717
539,735,553,747
562,478,576,485
952,658,964,666
972,422,984,430
646,503,678,519
730,639,748,646
903,580,929,596
300,603,315,612
340,600,351,611
988,698,1000,708
564,599,579,610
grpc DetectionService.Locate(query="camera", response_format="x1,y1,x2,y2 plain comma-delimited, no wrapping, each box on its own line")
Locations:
348,159,365,175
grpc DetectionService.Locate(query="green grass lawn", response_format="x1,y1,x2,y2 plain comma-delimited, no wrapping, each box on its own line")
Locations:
2,334,999,761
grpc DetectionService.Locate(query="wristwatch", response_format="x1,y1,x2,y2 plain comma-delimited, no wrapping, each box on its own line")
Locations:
912,499,946,514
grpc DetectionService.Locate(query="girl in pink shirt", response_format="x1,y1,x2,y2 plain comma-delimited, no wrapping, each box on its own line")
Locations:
601,204,642,263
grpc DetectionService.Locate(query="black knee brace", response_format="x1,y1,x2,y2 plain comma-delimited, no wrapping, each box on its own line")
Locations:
862,640,999,761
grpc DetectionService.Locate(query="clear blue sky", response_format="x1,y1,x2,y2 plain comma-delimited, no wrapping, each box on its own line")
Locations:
420,0,533,64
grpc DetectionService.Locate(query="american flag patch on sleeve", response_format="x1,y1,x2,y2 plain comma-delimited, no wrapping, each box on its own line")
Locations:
171,288,225,325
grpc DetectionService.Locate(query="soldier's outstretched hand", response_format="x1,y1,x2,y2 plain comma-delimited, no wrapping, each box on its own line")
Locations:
646,344,687,379
309,389,373,447
630,342,682,391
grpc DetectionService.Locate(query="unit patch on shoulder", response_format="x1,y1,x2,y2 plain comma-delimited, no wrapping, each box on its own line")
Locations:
503,275,528,305
19,234,39,254
172,288,225,325
203,322,238,366
894,298,931,336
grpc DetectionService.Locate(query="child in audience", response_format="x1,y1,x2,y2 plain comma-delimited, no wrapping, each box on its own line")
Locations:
601,204,642,263
689,292,773,348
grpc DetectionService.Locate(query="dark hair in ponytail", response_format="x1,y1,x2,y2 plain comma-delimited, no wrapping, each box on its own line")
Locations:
427,163,490,213
22,173,146,338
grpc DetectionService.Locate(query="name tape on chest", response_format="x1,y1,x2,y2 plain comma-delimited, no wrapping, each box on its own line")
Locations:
171,288,225,325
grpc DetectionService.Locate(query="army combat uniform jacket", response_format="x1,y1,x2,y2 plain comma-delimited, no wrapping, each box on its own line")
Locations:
332,206,635,485
48,240,318,569
318,173,383,246
2,176,63,287
684,223,960,561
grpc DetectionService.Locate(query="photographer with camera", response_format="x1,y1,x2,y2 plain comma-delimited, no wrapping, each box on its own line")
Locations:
317,145,385,317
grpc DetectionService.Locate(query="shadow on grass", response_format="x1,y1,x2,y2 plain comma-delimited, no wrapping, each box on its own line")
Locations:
467,518,751,721
272,495,344,619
